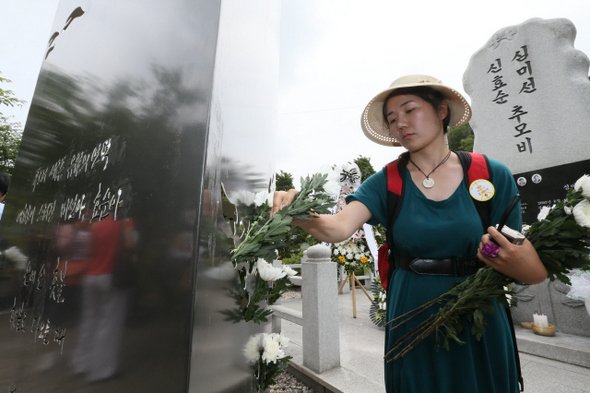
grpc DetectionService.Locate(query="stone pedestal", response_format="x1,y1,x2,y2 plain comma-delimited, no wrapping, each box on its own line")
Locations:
302,245,341,373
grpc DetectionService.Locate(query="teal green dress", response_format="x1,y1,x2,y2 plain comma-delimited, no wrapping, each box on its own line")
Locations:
346,157,521,393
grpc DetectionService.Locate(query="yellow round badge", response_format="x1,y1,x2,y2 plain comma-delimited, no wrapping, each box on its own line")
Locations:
469,179,495,201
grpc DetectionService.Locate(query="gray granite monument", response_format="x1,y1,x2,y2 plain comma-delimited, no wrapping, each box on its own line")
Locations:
464,17,590,336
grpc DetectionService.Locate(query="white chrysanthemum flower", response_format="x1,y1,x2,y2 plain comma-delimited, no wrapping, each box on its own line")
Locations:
257,260,287,282
282,265,298,277
256,258,270,272
324,175,342,197
317,165,342,197
333,249,340,256
567,270,590,301
355,254,361,260
268,333,290,348
346,253,353,260
261,334,284,364
573,200,590,228
537,206,552,221
244,334,262,364
574,174,590,198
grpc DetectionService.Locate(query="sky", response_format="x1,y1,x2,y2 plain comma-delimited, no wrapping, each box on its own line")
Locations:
1,0,590,187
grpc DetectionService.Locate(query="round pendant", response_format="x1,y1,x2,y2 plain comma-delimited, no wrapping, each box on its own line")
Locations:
423,178,435,188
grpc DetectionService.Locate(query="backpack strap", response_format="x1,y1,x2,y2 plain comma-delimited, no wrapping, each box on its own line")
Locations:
379,159,406,291
456,151,493,232
386,160,405,226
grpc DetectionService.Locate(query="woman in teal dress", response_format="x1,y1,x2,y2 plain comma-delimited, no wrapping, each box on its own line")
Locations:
272,75,547,392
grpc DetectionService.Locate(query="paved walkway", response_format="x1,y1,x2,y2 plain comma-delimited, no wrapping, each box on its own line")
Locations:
279,288,590,393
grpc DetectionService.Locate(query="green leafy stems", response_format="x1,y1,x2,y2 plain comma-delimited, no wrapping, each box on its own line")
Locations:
384,266,511,362
384,186,590,361
225,173,336,324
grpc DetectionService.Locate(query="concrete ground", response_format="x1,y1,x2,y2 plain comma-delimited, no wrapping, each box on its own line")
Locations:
279,288,590,393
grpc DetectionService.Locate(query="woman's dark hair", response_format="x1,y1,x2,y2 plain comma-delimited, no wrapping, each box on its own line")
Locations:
382,86,451,131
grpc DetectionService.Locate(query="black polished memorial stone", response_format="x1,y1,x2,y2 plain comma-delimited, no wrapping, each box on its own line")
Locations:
0,1,276,392
514,159,590,224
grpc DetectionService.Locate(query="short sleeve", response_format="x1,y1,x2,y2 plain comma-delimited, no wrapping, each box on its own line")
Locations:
344,169,388,227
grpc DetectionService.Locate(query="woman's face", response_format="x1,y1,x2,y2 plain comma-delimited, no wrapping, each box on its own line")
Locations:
384,94,447,152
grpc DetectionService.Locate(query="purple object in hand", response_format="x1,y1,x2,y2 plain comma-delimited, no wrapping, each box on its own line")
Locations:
481,242,500,258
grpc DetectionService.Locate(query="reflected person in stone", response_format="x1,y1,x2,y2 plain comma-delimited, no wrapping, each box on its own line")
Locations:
272,75,547,393
54,213,92,327
72,215,137,383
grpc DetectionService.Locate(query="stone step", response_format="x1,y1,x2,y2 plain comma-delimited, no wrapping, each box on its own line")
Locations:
515,325,590,368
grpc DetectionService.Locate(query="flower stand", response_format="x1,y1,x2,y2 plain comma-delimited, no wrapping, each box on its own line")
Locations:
337,271,374,318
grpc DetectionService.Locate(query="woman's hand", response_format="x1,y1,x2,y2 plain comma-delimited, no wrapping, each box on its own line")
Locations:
478,226,547,285
271,189,299,218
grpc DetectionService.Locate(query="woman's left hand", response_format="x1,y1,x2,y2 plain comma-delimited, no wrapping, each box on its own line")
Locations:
478,226,547,285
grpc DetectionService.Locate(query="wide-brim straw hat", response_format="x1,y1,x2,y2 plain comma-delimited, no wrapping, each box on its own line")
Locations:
360,74,472,146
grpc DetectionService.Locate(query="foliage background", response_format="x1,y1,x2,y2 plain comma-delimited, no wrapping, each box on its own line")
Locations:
447,124,474,152
0,73,24,176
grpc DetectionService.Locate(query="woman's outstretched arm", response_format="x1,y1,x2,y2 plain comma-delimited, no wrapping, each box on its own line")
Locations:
272,190,372,244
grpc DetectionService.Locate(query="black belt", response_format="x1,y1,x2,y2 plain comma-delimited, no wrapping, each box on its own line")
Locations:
395,253,484,276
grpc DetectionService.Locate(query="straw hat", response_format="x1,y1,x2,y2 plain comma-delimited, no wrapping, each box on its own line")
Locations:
360,74,472,146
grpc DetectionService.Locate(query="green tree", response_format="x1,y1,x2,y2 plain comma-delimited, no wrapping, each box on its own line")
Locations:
276,170,294,191
447,123,474,152
353,155,376,183
0,118,22,175
0,73,25,175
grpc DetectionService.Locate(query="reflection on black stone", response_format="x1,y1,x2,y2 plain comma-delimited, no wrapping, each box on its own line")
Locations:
0,1,284,391
71,214,136,382
45,6,85,59
0,51,215,393
48,32,60,46
63,7,85,32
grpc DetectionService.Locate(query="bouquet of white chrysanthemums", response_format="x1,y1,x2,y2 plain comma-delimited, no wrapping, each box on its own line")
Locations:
225,172,337,324
332,238,374,277
244,332,293,392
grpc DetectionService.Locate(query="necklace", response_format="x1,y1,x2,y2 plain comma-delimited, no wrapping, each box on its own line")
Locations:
409,150,452,189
